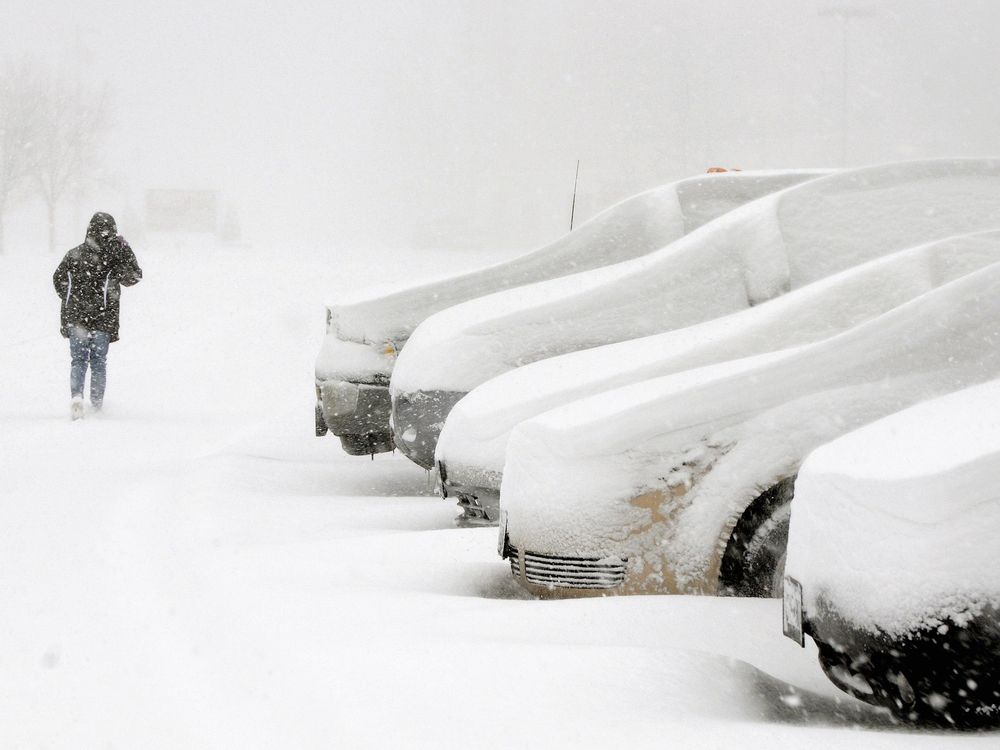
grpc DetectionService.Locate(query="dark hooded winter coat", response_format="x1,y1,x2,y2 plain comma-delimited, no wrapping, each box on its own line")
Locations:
53,212,143,342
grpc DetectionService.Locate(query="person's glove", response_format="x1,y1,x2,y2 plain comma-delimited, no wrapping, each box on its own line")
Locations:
112,236,142,286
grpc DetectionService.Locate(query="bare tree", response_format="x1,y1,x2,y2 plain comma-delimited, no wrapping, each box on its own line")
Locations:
31,68,111,253
0,59,41,254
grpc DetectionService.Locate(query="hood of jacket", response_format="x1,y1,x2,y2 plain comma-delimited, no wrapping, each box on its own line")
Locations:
86,212,118,244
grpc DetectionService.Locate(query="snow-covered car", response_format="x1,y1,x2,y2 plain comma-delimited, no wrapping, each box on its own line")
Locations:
391,158,1000,470
315,170,824,455
783,380,1000,728
497,259,1000,600
436,231,1000,523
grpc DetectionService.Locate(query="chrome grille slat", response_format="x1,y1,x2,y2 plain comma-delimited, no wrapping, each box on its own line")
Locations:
524,570,624,586
509,545,627,590
520,550,620,563
524,570,625,586
523,561,624,573
523,570,624,582
525,581,619,589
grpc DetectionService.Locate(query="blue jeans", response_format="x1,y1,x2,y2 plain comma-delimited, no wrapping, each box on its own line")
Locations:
69,328,111,404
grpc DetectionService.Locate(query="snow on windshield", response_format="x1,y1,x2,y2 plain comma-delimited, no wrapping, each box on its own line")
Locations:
329,170,824,345
392,159,1000,396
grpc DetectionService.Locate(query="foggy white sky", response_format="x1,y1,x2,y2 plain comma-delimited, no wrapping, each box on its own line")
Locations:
4,0,1000,252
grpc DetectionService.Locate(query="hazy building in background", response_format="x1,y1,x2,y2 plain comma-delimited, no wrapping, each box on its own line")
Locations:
143,189,244,247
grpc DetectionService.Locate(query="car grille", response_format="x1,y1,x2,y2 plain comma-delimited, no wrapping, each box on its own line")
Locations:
508,545,627,589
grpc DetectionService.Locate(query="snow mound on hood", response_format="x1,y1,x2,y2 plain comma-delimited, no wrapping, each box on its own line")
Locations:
785,379,1000,635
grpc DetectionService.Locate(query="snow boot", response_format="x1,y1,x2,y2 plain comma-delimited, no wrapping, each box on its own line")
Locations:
71,396,84,421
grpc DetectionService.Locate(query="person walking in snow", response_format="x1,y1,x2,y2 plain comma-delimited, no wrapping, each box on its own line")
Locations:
53,212,143,420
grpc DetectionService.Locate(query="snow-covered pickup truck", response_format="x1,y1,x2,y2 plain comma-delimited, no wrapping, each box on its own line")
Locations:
783,380,1000,729
436,231,1000,523
391,158,1000,470
315,170,821,455
497,258,1000,601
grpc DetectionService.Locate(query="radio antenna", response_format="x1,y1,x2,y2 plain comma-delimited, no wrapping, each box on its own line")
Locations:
569,159,580,231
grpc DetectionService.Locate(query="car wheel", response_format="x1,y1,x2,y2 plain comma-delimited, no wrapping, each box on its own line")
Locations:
719,476,796,598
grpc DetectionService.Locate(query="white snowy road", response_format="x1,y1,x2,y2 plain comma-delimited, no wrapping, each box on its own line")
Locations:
0,245,994,748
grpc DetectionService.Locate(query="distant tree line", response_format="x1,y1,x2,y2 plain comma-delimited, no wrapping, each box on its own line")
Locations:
0,57,111,254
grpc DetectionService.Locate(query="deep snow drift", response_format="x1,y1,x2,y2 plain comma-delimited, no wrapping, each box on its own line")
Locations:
0,244,992,748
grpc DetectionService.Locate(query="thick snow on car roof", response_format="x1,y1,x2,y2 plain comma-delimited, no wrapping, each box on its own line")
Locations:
327,170,822,344
436,231,1000,487
786,379,1000,635
500,261,1000,586
392,158,1000,395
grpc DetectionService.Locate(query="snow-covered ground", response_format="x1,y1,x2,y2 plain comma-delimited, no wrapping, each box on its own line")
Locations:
0,245,992,748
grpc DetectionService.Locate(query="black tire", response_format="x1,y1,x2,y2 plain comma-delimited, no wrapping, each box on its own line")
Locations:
719,477,796,598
